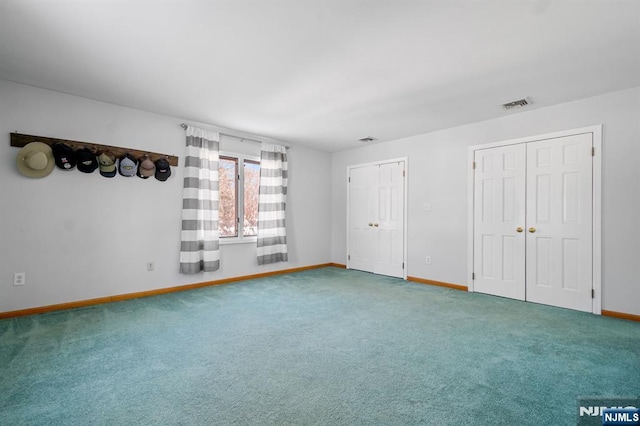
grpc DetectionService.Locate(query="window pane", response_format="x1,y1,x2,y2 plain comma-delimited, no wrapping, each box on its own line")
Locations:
244,160,260,236
219,157,237,237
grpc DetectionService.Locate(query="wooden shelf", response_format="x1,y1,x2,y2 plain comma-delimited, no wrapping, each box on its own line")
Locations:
10,133,179,167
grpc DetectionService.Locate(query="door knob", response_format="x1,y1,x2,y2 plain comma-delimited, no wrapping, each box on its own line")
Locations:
516,227,523,233
374,223,379,227
368,223,373,227
528,227,536,233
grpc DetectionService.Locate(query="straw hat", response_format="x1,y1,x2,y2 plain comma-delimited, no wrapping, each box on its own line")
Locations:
16,142,55,178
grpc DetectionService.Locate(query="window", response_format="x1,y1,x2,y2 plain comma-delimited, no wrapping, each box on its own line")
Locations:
219,152,260,243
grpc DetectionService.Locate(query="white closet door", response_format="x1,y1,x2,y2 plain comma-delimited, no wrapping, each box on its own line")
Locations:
348,160,406,279
375,161,405,278
473,144,526,300
525,134,593,312
348,165,377,273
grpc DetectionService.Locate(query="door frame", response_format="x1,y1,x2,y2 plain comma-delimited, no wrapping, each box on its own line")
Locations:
347,157,409,280
466,125,602,314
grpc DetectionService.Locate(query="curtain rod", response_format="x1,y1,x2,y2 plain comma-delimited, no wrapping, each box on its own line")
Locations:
180,123,289,149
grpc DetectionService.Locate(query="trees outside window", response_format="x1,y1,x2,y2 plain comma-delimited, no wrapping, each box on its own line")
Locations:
219,154,260,241
243,160,260,236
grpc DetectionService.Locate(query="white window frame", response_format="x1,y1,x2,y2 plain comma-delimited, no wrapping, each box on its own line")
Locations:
219,151,260,245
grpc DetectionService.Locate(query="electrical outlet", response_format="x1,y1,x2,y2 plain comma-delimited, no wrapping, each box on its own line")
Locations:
14,272,25,286
425,256,432,265
147,262,154,271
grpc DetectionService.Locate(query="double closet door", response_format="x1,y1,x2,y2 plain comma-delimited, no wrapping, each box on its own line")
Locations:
473,132,593,312
347,160,406,279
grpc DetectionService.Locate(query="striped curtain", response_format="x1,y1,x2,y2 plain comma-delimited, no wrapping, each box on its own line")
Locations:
257,143,288,265
179,126,221,274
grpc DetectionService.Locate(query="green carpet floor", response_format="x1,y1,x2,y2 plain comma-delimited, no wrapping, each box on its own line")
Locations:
1,267,639,425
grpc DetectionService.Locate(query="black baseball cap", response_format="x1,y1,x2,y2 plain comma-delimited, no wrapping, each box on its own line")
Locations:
76,148,98,173
52,143,76,170
155,158,171,181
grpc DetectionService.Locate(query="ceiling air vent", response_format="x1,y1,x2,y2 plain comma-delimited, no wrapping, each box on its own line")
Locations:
502,98,530,110
358,137,377,143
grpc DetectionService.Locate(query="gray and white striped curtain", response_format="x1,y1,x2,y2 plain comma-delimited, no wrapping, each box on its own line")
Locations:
179,126,221,274
257,143,288,265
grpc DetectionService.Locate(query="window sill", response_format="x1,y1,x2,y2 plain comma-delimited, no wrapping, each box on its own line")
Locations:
220,237,257,246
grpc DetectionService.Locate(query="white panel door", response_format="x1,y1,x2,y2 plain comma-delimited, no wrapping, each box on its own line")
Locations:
348,165,377,273
348,161,405,279
473,144,526,300
525,134,593,312
375,162,405,278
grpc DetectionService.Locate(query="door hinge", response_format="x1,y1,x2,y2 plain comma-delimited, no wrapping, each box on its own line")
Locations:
472,161,476,169
592,289,595,298
402,262,405,269
403,170,405,177
592,147,595,156
472,272,475,280
348,177,351,183
348,254,350,261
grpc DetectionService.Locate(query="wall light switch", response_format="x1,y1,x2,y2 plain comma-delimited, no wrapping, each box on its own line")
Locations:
423,203,432,212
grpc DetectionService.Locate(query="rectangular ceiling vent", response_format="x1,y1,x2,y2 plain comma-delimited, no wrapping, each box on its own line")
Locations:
502,98,530,110
358,136,377,143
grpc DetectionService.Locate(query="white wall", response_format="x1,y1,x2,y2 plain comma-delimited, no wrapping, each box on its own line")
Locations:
332,87,640,316
0,80,332,312
3,79,638,317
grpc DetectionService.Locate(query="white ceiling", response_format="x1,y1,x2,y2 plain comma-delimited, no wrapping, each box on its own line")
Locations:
1,0,639,152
